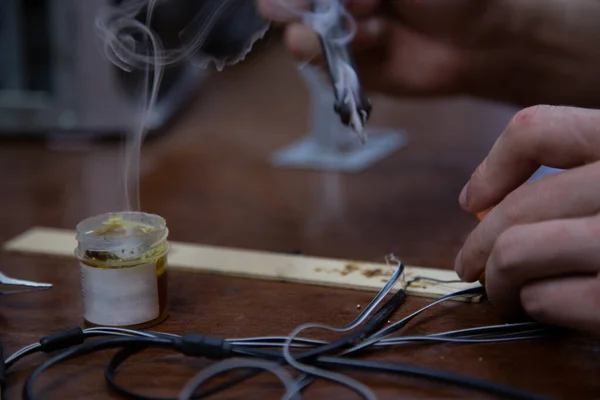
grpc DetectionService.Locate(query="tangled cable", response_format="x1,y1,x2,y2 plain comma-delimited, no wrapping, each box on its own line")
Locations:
3,258,557,400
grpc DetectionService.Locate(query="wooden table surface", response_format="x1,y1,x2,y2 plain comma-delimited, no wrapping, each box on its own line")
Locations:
1,42,599,399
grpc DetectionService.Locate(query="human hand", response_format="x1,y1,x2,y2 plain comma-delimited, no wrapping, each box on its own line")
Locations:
257,0,600,108
455,105,600,334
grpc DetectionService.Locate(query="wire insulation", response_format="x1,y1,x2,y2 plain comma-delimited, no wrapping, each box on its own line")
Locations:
7,262,553,400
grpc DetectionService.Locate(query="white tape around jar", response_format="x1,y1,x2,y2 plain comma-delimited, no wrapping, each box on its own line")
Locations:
80,262,159,326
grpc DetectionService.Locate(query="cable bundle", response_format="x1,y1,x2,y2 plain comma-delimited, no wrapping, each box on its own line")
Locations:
4,260,555,400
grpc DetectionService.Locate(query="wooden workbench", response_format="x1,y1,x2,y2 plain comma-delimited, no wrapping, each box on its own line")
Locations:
1,42,598,399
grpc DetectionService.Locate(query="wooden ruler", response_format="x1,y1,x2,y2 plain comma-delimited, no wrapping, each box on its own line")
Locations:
2,227,482,302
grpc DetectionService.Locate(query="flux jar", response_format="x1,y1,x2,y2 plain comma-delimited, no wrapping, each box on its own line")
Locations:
75,211,169,329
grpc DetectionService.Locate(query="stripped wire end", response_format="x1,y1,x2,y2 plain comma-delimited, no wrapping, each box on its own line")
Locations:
384,254,406,290
347,100,369,144
333,63,372,144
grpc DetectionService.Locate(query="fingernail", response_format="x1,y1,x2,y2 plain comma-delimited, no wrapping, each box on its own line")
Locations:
454,249,464,279
459,182,469,210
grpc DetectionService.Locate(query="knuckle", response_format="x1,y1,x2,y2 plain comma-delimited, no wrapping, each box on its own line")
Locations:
458,237,487,282
509,105,549,132
520,285,547,320
495,190,523,226
505,105,553,145
587,214,600,236
488,227,523,278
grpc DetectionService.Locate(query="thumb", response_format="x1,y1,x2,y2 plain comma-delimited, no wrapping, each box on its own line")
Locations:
283,17,389,64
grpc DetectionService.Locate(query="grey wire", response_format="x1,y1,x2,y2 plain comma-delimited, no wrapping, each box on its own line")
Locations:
295,374,317,395
2,278,548,400
342,289,481,355
4,328,168,367
281,260,405,400
5,343,40,366
428,322,543,338
228,336,327,346
229,325,547,349
229,326,547,350
4,320,545,369
229,342,321,349
406,276,463,285
85,327,160,339
177,358,299,400
377,334,546,346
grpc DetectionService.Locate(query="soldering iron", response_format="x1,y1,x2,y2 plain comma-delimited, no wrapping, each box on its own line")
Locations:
311,0,372,142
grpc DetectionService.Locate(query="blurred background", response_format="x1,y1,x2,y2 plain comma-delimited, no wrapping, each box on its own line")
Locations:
0,0,519,268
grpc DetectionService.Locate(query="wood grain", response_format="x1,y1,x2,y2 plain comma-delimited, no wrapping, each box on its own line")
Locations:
0,42,598,399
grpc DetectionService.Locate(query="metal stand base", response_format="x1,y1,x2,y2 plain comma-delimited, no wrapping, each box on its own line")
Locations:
270,64,408,173
270,128,407,173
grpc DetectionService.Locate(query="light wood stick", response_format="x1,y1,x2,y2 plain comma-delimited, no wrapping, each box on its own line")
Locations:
3,227,482,302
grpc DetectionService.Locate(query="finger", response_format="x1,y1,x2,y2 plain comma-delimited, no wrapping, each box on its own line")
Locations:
521,275,600,334
353,18,389,50
256,0,310,22
460,105,600,214
284,17,389,62
483,216,600,317
284,23,321,61
345,0,380,16
456,160,600,282
256,0,379,23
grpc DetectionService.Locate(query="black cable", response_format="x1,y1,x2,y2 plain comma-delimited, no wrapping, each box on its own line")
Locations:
213,348,551,400
359,287,486,345
106,329,551,400
107,345,550,400
105,346,164,400
0,341,6,400
39,327,86,352
5,327,86,370
104,289,408,400
23,337,174,400
23,334,239,400
296,289,407,360
316,357,552,400
106,346,257,400
188,287,484,397
104,286,483,400
20,286,548,400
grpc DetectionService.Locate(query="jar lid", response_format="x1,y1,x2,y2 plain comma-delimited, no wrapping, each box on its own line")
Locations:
75,211,168,263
